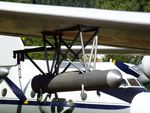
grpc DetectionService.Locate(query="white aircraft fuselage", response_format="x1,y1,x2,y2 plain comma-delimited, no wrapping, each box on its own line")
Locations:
0,60,149,113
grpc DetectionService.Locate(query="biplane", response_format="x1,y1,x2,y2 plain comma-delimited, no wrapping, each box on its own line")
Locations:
0,1,150,113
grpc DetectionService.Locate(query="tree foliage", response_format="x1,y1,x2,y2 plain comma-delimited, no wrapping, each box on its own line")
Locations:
1,0,150,11
0,0,95,7
95,0,150,64
33,0,95,7
102,55,143,65
96,0,150,12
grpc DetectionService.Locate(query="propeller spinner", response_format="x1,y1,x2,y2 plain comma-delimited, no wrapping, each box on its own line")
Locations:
0,67,28,104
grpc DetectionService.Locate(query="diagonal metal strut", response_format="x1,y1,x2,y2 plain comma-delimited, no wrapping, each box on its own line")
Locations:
13,25,99,77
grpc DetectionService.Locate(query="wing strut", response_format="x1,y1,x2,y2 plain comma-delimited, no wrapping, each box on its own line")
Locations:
12,25,124,97
14,25,99,76
42,33,51,73
88,31,99,70
80,31,88,72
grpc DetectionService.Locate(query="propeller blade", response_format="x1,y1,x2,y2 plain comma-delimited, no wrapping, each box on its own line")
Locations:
112,60,140,78
5,77,28,104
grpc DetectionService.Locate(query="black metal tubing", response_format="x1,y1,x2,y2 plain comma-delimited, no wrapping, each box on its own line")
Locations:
53,31,80,74
42,32,62,76
13,25,99,76
55,34,62,75
62,28,99,73
42,25,99,74
15,47,55,53
61,34,79,57
13,51,24,64
25,53,45,75
48,35,58,75
42,33,51,73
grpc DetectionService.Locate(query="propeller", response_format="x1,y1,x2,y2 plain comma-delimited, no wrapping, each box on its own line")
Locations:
112,60,140,78
0,67,28,104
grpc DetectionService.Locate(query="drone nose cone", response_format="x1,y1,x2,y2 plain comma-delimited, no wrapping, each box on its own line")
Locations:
107,69,123,87
130,92,150,113
0,68,9,77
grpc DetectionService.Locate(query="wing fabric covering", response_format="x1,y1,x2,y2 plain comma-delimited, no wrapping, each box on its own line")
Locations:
0,1,150,49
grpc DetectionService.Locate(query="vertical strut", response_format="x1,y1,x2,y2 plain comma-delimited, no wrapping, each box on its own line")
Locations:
50,32,62,76
14,25,100,79
88,36,96,69
62,28,98,73
80,31,88,73
50,35,57,74
94,34,98,70
55,33,62,75
88,28,99,70
42,34,50,73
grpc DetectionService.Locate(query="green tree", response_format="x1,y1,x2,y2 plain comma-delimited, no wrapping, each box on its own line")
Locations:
95,0,150,65
96,0,150,12
102,55,143,65
3,0,95,7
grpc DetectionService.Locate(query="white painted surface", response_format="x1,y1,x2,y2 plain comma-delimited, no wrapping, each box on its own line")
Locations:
0,35,24,66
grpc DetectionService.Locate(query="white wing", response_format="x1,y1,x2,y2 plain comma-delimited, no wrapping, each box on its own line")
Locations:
0,1,150,49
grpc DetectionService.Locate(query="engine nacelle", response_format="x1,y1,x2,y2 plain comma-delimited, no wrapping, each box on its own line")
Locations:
31,69,123,93
142,56,150,79
0,67,9,77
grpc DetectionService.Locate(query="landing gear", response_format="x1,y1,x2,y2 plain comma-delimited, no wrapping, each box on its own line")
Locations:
37,88,43,103
80,84,87,101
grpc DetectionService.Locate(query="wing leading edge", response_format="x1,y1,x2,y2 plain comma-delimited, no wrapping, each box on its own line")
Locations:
0,1,150,49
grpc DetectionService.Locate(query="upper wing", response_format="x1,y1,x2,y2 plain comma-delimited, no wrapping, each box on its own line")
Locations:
0,1,150,49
